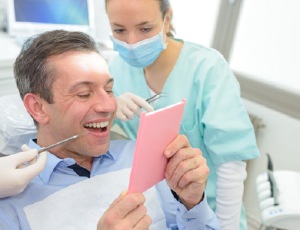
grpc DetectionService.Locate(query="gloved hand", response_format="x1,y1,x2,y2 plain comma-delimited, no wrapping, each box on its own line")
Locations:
0,145,47,198
116,92,154,121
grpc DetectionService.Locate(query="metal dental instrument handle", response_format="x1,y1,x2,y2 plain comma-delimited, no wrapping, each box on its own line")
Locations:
145,92,167,104
37,132,87,154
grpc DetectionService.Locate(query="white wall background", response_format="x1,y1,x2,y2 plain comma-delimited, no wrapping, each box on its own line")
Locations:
231,0,300,94
171,0,220,47
93,0,111,46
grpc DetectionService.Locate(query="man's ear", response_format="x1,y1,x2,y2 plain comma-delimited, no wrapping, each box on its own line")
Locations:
23,93,50,125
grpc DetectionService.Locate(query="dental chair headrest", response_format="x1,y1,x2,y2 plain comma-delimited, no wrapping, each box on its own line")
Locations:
0,94,37,155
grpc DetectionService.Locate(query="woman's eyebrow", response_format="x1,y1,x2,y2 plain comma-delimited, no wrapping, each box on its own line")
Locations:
112,21,150,28
136,21,149,26
112,22,124,27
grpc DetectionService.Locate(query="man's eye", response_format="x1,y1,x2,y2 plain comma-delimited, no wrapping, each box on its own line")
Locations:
106,90,114,95
77,93,91,99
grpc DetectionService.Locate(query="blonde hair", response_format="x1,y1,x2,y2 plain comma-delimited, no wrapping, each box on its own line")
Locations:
159,0,175,37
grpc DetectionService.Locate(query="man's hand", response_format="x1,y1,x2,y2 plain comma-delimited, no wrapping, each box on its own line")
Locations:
164,135,209,210
116,93,154,121
0,145,47,198
97,191,152,229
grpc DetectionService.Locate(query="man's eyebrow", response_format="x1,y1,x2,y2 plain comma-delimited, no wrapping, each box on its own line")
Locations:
107,78,114,85
69,81,94,92
69,78,114,92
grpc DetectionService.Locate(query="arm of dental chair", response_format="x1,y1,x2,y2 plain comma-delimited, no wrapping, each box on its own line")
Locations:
256,170,300,230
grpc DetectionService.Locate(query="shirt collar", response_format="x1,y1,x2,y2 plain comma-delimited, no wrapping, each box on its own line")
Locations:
102,151,114,160
28,139,115,184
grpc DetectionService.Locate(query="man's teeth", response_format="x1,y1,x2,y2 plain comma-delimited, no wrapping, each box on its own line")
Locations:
84,121,109,128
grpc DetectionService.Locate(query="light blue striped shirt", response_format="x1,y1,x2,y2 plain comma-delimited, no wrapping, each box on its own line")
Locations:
0,139,220,229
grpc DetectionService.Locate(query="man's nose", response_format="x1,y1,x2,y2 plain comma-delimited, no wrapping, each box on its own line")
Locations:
93,93,117,113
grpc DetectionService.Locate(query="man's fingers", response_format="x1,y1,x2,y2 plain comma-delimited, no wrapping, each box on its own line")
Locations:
117,193,146,217
133,214,152,230
177,167,202,189
126,205,149,228
164,135,190,158
98,199,150,230
165,147,198,180
110,193,146,219
167,156,201,189
109,190,127,209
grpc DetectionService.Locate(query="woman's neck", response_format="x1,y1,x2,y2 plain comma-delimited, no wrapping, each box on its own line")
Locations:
144,38,183,93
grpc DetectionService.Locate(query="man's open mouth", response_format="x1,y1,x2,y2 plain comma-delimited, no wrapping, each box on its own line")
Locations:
83,121,109,132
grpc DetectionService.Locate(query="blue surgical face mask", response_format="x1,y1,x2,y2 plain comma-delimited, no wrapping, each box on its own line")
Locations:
110,17,167,68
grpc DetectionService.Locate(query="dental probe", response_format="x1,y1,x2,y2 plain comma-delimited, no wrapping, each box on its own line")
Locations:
37,132,87,154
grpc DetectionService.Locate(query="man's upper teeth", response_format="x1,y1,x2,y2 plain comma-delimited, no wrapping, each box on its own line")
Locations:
84,121,108,128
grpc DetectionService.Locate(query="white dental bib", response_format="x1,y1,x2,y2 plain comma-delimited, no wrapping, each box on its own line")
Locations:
24,168,167,230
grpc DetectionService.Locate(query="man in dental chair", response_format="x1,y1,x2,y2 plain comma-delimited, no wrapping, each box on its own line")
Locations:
0,30,220,230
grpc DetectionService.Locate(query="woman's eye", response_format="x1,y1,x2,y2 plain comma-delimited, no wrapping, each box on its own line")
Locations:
114,28,125,34
141,27,152,33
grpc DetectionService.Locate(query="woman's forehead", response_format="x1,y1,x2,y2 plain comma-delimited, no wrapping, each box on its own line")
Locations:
106,0,161,17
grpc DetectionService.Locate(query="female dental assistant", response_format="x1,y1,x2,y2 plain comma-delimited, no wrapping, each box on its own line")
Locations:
105,0,260,229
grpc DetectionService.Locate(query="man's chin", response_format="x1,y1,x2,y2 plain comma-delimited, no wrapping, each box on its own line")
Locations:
88,143,110,157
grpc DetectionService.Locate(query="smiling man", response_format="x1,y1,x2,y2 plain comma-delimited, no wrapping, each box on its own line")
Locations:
0,30,220,230
27,51,115,170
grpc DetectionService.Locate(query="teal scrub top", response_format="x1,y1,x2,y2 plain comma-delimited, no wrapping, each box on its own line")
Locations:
109,40,260,213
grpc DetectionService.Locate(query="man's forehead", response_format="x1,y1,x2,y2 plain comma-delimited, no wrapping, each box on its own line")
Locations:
48,51,107,71
48,51,112,87
69,78,114,91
